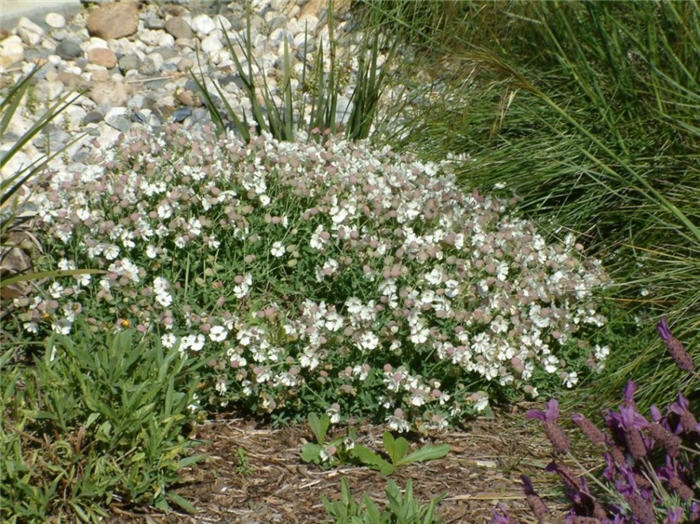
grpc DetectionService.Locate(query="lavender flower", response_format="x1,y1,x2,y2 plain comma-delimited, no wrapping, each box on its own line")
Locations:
520,475,549,522
656,316,695,373
526,398,570,453
571,412,607,448
668,394,699,435
488,503,518,524
625,492,656,524
618,405,649,460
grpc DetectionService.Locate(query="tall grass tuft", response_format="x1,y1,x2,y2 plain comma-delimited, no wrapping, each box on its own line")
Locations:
357,0,699,413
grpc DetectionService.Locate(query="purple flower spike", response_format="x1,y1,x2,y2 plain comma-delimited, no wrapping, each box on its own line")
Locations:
665,507,683,524
622,381,637,409
520,475,549,523
619,406,649,459
657,316,695,373
526,399,570,453
669,394,699,434
489,502,519,524
572,412,607,448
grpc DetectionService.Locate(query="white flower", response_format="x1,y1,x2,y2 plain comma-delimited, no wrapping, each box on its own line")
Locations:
182,334,205,352
270,241,285,257
210,325,228,342
104,244,120,260
161,333,177,349
157,203,172,219
357,331,379,351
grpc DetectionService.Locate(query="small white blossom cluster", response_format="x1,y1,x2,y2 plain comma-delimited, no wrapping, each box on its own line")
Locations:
14,124,610,429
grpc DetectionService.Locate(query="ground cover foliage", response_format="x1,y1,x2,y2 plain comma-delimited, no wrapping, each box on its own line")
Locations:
0,0,698,521
356,0,699,415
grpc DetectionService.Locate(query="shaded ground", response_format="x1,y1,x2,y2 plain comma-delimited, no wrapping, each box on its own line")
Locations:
107,404,579,523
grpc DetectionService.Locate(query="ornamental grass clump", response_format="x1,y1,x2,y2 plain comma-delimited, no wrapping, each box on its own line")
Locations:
503,318,698,523
7,124,609,429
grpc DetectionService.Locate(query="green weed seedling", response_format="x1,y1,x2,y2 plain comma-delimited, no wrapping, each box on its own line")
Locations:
300,413,356,468
322,477,444,524
350,432,449,476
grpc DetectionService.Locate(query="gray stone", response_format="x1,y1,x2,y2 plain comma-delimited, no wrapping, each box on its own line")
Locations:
143,13,165,30
118,53,140,72
32,126,70,153
171,106,191,122
154,46,179,60
106,115,131,133
82,110,104,124
55,38,82,59
138,56,157,75
268,16,287,31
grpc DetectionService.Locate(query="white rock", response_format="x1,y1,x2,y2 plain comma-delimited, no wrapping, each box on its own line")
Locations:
104,106,128,122
83,37,109,52
287,19,303,36
65,105,87,129
64,65,82,75
213,15,232,31
45,12,66,29
47,54,62,65
269,28,292,46
16,17,44,46
298,14,319,32
271,0,289,11
139,29,165,47
146,52,163,71
158,32,175,47
191,14,216,36
1,150,31,181
38,80,64,101
292,61,305,78
201,33,223,55
95,126,121,149
0,35,24,67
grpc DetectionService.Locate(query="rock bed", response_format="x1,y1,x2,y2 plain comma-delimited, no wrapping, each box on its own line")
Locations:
0,0,375,182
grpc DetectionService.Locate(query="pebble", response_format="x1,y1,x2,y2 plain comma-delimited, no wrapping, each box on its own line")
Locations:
88,48,117,68
45,13,67,29
1,0,379,185
164,16,193,39
56,39,83,59
87,2,139,40
16,17,45,46
118,53,140,72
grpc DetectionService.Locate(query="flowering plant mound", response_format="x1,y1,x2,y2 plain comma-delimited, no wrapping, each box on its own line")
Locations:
11,124,609,429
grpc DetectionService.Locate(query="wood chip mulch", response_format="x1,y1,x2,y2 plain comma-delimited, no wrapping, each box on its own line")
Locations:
107,404,584,523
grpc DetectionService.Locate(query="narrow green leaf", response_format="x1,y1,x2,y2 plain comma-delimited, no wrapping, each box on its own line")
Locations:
397,444,450,466
166,492,196,514
350,445,394,475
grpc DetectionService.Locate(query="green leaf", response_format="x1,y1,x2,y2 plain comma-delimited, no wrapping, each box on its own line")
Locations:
307,412,329,444
382,432,408,465
301,442,323,464
397,444,450,467
178,454,205,468
166,492,196,514
350,445,394,475
0,269,104,288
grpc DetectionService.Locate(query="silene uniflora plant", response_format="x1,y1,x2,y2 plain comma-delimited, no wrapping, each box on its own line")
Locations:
8,119,610,431
492,317,698,523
